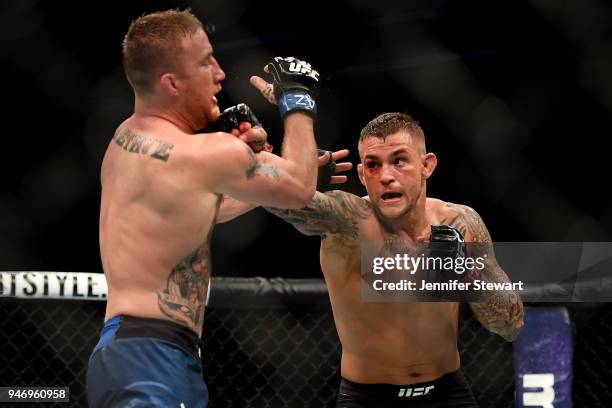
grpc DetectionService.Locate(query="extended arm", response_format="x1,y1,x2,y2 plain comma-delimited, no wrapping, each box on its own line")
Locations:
265,190,371,240
216,149,353,223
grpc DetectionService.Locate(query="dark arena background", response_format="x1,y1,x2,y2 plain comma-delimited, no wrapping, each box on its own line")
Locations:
1,0,611,407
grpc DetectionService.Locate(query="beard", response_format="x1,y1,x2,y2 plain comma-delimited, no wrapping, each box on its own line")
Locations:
191,99,220,131
205,105,221,125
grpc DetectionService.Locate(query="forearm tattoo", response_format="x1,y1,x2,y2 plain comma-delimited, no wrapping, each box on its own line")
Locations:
445,203,524,341
261,83,276,104
157,246,210,332
266,191,371,239
113,128,174,162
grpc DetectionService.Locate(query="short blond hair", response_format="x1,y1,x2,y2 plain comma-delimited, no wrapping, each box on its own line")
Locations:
122,9,203,94
360,112,424,143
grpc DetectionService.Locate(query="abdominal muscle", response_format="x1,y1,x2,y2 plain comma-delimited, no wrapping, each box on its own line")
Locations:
328,275,461,384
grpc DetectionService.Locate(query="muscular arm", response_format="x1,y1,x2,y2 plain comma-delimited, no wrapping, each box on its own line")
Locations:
447,204,524,342
265,190,372,240
211,113,318,209
216,149,353,224
216,195,258,224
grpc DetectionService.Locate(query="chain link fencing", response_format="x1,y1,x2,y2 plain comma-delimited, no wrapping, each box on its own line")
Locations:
1,277,610,407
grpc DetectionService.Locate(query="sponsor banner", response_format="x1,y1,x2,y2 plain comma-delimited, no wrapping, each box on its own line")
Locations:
515,308,573,407
0,271,107,300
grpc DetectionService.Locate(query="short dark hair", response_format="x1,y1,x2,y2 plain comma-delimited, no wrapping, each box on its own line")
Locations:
122,9,203,94
359,112,425,148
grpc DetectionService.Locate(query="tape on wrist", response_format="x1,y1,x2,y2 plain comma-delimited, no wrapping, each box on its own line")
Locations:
279,91,317,120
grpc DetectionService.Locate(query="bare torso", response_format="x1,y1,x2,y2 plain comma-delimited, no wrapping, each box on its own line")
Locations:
321,198,462,384
100,117,221,337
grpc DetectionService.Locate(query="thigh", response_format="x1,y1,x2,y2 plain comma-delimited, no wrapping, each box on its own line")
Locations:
426,370,478,408
87,338,208,408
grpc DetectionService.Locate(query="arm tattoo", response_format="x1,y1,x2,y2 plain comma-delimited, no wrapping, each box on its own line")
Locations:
444,203,491,243
445,203,524,341
113,128,174,162
244,145,280,180
157,246,210,332
261,83,276,104
266,191,371,239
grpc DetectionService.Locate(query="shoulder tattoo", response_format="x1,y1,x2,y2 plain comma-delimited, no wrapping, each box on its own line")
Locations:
113,128,174,162
243,145,280,180
444,203,492,243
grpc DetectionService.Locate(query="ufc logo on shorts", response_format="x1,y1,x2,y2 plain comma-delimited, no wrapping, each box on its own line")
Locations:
397,385,434,397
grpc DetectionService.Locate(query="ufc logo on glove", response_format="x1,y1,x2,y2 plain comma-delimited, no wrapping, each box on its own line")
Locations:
267,56,320,119
287,60,319,80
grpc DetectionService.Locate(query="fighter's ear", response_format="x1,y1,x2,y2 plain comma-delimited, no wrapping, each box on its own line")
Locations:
357,163,366,187
159,73,180,96
422,152,437,179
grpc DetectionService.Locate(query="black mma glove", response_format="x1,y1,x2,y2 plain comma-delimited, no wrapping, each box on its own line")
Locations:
211,103,261,132
317,149,336,192
205,103,267,151
428,225,467,281
265,56,320,120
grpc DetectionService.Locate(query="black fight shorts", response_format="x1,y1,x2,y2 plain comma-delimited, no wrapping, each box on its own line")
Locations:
336,369,478,407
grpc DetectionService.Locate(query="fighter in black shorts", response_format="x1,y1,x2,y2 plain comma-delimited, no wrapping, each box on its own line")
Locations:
337,369,477,407
257,112,524,407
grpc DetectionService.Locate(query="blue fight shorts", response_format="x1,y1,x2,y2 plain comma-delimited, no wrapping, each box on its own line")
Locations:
86,315,208,408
